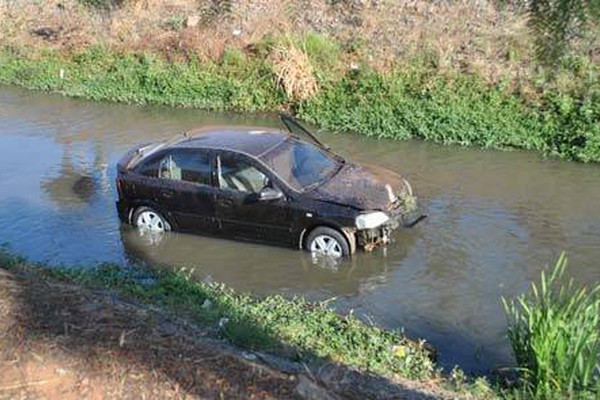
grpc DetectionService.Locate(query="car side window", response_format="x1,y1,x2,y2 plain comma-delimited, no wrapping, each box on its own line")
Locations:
136,155,162,178
217,153,268,194
160,149,211,185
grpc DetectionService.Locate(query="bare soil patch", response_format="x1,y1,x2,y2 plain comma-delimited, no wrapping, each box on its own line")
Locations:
0,264,469,399
0,0,540,81
0,267,300,399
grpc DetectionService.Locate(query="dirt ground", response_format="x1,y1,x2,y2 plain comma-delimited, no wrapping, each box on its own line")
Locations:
0,265,469,400
0,266,302,399
0,0,538,81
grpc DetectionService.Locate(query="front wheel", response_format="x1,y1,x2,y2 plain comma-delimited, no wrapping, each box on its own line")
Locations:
133,206,171,233
305,227,350,259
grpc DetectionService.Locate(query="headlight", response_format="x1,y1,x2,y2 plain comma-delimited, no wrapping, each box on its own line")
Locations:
355,212,390,230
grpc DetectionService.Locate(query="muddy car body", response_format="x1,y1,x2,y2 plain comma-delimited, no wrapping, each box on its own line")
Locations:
115,116,424,257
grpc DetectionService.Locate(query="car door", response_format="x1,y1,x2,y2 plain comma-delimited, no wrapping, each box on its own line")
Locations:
214,151,295,246
136,148,219,234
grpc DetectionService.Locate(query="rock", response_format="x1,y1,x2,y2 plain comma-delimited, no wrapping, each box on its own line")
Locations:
255,352,302,374
315,363,463,400
241,351,257,361
295,375,339,400
31,27,60,40
160,322,178,336
218,317,229,328
186,15,200,28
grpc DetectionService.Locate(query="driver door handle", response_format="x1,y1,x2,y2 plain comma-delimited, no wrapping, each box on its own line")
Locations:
220,197,234,207
161,190,174,199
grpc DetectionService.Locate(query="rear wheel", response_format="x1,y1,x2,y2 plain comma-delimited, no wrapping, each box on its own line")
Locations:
133,206,171,233
305,227,350,258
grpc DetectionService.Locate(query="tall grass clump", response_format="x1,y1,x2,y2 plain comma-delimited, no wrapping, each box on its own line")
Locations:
502,253,600,398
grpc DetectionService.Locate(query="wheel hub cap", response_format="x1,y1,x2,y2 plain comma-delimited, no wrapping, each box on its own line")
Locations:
136,211,165,232
310,234,343,258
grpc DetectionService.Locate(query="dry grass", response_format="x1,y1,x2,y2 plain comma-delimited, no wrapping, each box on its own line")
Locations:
270,41,318,101
0,1,596,87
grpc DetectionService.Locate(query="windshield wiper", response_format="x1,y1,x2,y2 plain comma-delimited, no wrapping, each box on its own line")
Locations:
302,160,345,192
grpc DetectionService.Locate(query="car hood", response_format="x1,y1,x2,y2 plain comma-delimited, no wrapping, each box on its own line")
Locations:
311,163,409,211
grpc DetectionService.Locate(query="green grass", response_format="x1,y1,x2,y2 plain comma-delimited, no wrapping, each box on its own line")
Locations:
0,250,435,381
0,46,283,111
502,253,600,399
0,37,598,162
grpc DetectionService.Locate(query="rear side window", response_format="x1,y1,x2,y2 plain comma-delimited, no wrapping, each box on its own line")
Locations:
136,156,161,178
136,149,211,186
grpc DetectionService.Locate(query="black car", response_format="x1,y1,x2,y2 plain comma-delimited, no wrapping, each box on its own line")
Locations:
116,116,424,258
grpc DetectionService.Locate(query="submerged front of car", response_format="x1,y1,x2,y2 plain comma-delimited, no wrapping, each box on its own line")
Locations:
310,162,424,252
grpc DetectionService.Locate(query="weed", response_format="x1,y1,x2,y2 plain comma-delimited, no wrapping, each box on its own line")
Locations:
299,33,342,72
77,0,125,10
162,14,187,31
502,253,600,398
200,0,233,23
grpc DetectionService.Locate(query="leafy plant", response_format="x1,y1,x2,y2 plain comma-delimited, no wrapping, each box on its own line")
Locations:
502,253,600,398
162,14,187,31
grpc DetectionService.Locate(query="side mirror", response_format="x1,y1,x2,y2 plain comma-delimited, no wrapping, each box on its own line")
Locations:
259,187,284,201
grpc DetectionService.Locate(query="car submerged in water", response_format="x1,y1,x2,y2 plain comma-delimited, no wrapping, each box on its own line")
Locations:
115,115,425,258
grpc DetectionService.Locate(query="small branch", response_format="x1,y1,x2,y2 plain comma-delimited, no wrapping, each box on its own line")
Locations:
0,378,59,392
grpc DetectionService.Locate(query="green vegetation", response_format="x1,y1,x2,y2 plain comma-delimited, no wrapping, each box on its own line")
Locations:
7,250,600,399
0,37,599,162
0,250,434,381
527,0,600,64
502,253,600,399
77,0,124,10
0,46,282,111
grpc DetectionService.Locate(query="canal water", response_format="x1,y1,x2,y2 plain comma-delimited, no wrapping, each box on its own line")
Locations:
1,85,599,373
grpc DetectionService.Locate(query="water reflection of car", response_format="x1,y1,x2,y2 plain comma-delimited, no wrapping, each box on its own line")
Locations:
115,115,424,258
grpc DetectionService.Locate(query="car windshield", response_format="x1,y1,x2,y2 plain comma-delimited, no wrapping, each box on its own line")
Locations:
260,138,341,191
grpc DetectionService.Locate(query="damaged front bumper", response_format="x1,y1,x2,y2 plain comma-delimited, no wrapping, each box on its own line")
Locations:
356,207,427,252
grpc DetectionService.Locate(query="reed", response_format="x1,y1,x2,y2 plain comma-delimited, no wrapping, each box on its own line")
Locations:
502,253,600,398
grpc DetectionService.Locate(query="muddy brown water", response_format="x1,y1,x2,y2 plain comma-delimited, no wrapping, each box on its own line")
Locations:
1,85,599,374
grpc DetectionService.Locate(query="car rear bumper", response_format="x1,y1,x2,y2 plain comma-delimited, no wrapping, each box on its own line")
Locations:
115,200,129,223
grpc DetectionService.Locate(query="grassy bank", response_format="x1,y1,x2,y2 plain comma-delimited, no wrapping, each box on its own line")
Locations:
0,253,446,379
2,251,598,398
1,40,599,162
1,1,599,161
0,251,482,393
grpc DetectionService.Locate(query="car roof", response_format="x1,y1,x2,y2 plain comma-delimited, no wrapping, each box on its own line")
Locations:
171,126,289,157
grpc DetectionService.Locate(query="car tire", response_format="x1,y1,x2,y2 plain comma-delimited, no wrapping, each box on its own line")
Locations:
305,227,350,258
132,206,171,233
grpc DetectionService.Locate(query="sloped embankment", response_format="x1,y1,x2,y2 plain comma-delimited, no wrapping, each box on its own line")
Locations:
0,262,467,400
